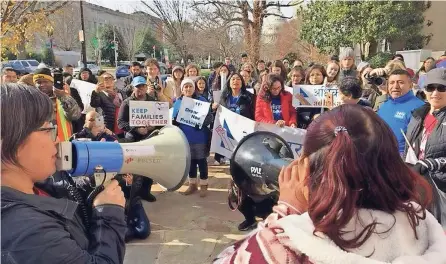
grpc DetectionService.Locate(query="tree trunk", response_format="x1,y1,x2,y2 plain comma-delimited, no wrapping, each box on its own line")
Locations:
17,31,27,59
251,0,262,64
241,2,251,60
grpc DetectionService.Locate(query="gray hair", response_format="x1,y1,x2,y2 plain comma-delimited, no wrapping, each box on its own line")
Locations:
1,83,53,167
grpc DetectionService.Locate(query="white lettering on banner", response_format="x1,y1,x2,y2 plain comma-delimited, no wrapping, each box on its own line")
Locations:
292,85,342,108
70,79,96,114
210,106,306,158
129,101,169,126
176,96,211,128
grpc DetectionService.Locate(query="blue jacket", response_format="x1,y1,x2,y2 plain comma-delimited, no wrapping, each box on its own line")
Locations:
172,95,212,145
378,90,425,153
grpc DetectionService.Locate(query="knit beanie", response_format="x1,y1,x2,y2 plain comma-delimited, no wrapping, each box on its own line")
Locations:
172,65,184,74
180,78,195,91
33,67,54,84
340,47,355,60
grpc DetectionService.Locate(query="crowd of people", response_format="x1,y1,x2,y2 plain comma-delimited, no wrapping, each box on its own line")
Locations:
1,48,446,263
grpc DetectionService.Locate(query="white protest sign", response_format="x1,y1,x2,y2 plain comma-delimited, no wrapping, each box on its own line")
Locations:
246,88,254,94
292,85,342,108
210,106,256,158
168,108,174,125
176,96,211,128
129,101,169,126
213,90,222,103
70,79,96,113
284,86,293,94
255,122,306,158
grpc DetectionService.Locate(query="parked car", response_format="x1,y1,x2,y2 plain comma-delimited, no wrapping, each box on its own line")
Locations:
11,60,40,73
74,63,101,76
115,64,130,79
1,61,29,75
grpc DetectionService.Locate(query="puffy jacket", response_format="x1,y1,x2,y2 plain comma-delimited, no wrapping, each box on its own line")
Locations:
405,104,446,191
1,177,126,264
255,90,297,126
90,88,127,131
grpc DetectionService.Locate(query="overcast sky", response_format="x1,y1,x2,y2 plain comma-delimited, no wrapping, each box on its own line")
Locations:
87,0,297,18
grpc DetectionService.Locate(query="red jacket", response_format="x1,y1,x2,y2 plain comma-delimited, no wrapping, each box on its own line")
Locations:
255,90,297,126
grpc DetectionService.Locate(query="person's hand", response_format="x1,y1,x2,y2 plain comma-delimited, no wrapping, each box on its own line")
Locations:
278,158,310,213
137,127,148,135
369,68,385,77
104,128,113,135
290,123,297,128
93,180,125,208
123,174,133,185
53,84,70,98
276,120,285,127
95,82,105,93
212,103,219,110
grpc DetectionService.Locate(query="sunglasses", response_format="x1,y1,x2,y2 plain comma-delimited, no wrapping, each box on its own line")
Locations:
36,124,58,141
426,84,446,93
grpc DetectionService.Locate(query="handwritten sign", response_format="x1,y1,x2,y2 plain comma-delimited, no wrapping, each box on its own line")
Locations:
292,85,342,108
176,96,211,128
70,79,96,114
129,101,169,126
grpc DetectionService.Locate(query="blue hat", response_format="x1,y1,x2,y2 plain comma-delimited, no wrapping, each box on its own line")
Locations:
131,76,146,87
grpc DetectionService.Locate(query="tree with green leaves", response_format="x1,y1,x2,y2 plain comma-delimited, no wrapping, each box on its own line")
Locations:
97,25,127,64
134,28,161,57
299,1,431,57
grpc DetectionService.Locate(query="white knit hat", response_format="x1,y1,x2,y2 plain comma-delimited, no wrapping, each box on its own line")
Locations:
180,78,195,91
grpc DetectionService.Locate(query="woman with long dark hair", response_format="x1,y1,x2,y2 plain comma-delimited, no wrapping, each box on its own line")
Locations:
215,104,446,263
255,74,297,127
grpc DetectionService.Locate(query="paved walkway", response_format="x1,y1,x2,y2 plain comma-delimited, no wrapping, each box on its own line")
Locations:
124,164,246,264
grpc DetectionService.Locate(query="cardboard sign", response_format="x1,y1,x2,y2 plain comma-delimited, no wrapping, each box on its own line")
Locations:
129,101,169,126
70,79,96,114
176,96,211,128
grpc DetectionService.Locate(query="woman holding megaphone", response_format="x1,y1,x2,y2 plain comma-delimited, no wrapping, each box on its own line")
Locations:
1,83,126,264
215,104,446,263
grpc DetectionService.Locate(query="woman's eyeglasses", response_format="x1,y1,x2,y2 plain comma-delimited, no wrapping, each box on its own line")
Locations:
426,84,446,93
36,124,58,141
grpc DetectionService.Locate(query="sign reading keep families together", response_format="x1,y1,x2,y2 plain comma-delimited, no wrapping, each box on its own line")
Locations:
129,101,170,126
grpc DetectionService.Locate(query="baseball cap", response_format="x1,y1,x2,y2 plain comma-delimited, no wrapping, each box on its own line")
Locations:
424,68,446,87
131,76,147,87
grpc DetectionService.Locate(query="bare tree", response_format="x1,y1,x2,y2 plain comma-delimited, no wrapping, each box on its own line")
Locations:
140,0,191,63
119,24,138,60
49,3,81,51
192,0,303,64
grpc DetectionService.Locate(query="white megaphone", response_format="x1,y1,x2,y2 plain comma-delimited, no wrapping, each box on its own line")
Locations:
56,126,191,191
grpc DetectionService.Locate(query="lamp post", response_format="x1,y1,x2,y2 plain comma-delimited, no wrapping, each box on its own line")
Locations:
80,0,87,67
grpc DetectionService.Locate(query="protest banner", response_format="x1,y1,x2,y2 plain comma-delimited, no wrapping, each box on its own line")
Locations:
70,79,96,113
168,108,174,125
210,106,256,158
213,90,222,103
129,101,169,126
246,88,254,94
210,106,306,158
255,122,306,158
176,96,211,128
292,85,342,108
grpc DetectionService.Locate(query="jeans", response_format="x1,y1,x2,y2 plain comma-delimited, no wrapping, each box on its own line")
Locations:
189,158,208,180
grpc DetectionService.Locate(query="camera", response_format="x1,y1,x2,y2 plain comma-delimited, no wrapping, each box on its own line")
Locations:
364,73,386,86
149,77,161,91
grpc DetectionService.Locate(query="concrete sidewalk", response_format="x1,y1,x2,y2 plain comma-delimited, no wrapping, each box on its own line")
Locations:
124,164,246,264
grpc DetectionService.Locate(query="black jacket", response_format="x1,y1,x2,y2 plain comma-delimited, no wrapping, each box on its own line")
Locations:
405,104,446,191
90,88,127,131
1,178,126,264
219,89,255,120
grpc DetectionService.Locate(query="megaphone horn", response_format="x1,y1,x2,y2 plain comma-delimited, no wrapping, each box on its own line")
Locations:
57,126,191,191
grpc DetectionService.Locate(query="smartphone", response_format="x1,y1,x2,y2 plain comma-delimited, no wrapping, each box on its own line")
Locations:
97,76,105,84
54,72,64,90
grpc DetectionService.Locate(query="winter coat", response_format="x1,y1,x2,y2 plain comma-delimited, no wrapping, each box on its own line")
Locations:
214,203,446,264
90,87,127,131
1,178,126,264
255,90,297,126
405,104,446,192
219,89,255,120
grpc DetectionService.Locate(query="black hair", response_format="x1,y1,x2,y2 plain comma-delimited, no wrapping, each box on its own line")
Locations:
131,61,142,67
65,64,74,68
2,67,16,74
1,83,53,167
257,60,265,64
339,77,362,99
392,54,404,61
213,62,223,70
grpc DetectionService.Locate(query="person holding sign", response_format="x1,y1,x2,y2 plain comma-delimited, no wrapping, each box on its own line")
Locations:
172,78,213,197
255,74,297,128
117,76,158,203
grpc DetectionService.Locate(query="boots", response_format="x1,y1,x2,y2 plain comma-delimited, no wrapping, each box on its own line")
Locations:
199,179,208,197
183,178,198,195
139,177,156,202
